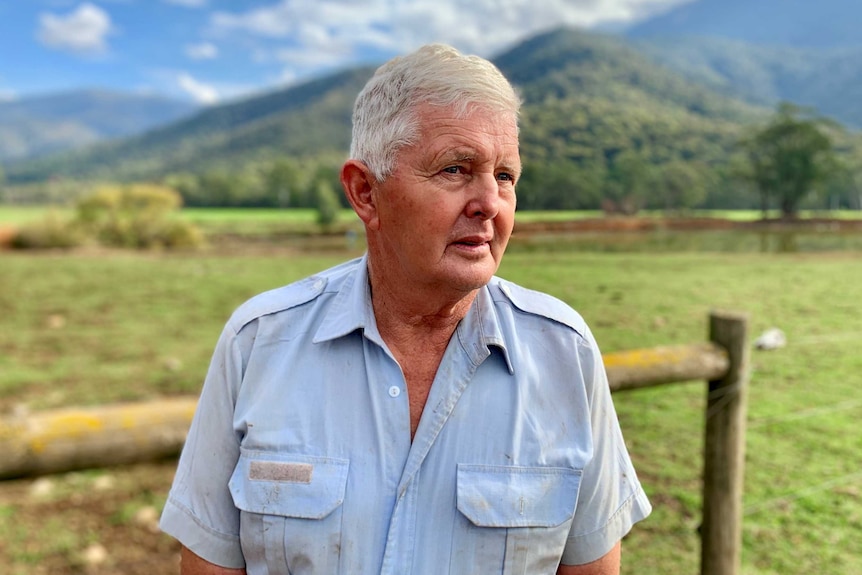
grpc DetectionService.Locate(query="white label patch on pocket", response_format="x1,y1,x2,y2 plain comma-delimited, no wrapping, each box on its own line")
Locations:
249,461,314,483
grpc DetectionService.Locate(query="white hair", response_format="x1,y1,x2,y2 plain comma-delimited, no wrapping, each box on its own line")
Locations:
349,44,521,181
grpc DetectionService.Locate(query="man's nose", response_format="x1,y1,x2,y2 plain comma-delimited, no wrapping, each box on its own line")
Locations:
465,173,501,220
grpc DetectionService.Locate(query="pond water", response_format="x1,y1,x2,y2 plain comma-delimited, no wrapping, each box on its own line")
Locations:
209,223,862,255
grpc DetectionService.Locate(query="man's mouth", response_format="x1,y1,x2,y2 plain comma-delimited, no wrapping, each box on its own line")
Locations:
450,236,493,255
452,235,492,247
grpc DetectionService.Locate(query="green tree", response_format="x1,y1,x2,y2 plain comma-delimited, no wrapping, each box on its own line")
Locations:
845,145,862,210
517,161,605,210
740,103,836,218
603,151,651,215
654,161,708,212
164,172,202,206
265,159,304,208
312,179,341,230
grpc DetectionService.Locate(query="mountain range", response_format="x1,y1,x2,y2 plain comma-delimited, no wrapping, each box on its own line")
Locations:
3,0,861,185
626,0,862,49
0,91,196,164
5,27,768,185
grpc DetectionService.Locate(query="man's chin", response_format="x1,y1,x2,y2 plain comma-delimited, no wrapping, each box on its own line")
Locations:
443,264,498,293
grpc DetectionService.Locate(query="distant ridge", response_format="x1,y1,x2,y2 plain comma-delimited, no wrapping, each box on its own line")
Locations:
0,90,197,162
5,67,374,182
635,36,862,128
627,0,862,49
5,28,767,184
494,28,756,122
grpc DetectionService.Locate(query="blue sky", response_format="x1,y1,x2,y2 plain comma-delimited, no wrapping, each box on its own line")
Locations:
0,0,691,105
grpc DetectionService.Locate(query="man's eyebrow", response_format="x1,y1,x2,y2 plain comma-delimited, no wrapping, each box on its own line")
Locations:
499,158,522,177
439,148,477,163
434,148,521,175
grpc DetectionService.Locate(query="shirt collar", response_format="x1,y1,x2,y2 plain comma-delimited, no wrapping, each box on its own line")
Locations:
456,282,514,374
313,254,514,374
313,253,383,346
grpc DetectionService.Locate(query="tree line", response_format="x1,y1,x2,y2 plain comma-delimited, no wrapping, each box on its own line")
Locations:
2,103,861,218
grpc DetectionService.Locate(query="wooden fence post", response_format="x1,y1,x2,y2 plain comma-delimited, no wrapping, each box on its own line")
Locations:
701,311,750,575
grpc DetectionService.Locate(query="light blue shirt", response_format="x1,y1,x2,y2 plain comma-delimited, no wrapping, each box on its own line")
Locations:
160,255,651,574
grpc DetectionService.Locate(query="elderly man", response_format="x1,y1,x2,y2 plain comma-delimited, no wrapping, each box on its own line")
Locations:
160,44,651,574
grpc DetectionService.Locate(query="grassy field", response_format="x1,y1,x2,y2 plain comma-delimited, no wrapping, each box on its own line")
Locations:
0,229,860,573
6,204,862,229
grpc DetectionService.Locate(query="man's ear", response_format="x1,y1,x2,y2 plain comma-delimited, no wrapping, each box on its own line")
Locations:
341,159,379,231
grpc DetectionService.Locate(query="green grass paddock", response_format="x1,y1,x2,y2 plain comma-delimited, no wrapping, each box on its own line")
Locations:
0,246,860,574
6,204,862,228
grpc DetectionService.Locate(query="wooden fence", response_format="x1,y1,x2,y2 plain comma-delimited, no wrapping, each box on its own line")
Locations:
606,311,750,575
0,310,750,575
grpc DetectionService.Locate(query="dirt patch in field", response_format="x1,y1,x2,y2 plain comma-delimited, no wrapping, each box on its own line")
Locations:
0,224,16,248
0,462,181,575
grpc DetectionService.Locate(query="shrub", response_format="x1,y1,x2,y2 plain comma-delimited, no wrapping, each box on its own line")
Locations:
76,184,203,249
160,219,205,249
12,184,205,250
11,210,86,250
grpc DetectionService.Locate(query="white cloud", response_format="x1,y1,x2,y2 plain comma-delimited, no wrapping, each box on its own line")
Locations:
186,42,218,60
162,0,208,7
210,0,691,83
211,3,293,38
178,72,219,104
37,2,114,54
0,89,17,102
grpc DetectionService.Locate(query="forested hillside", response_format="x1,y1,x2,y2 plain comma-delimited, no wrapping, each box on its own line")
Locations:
5,29,763,193
634,36,862,130
627,0,862,128
5,67,373,184
4,27,860,212
492,28,767,210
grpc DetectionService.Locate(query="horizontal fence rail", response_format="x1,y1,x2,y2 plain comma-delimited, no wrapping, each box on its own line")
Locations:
0,398,197,480
605,342,729,392
0,311,749,575
0,344,728,480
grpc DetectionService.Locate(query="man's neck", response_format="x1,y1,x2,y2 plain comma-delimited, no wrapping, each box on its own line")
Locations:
370,277,476,349
364,257,476,347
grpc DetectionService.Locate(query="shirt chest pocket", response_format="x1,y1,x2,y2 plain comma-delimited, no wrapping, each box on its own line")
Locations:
452,464,582,575
229,452,349,575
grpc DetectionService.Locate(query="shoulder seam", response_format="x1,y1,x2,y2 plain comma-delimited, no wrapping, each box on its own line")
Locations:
491,279,588,339
227,276,327,333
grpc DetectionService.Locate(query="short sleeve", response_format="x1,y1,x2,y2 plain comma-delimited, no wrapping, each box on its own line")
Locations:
560,329,652,565
159,322,250,569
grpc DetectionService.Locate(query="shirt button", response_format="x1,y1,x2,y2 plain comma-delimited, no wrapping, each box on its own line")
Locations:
388,386,401,398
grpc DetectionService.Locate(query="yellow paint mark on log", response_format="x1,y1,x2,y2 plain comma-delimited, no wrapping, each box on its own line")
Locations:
29,413,104,454
0,398,199,478
603,347,690,369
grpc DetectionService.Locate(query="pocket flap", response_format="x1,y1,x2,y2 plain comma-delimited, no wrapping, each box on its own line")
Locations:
229,451,349,519
456,464,581,528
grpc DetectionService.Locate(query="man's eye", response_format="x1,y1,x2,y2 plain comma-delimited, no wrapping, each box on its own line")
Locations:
497,172,515,182
442,166,462,174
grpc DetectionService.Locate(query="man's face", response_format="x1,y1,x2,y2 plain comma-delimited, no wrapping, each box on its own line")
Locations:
369,103,520,298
